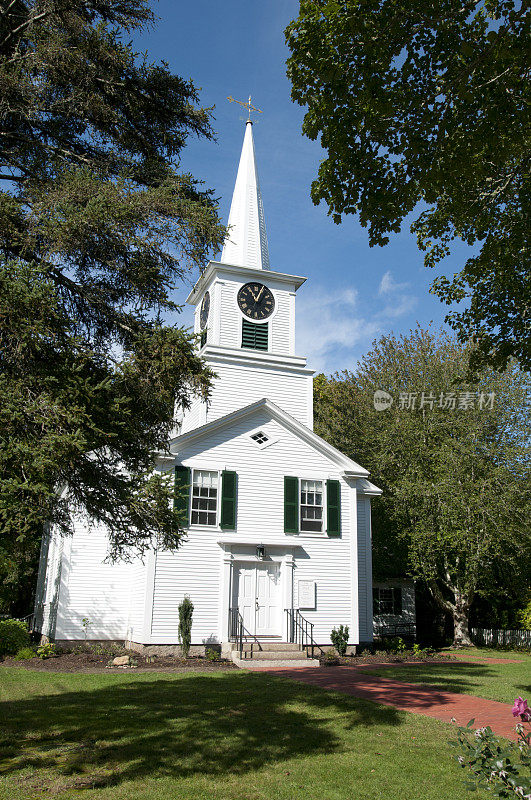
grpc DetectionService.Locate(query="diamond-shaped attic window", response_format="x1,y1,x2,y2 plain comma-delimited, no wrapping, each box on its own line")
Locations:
250,431,269,446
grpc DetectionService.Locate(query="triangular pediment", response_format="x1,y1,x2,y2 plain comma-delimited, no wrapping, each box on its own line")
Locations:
167,398,372,479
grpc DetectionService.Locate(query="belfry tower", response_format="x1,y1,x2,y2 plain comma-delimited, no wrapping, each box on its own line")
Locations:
181,119,314,433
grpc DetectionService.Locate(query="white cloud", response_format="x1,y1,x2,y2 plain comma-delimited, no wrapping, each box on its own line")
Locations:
296,275,418,373
380,295,418,318
378,269,417,318
378,269,409,296
296,286,380,373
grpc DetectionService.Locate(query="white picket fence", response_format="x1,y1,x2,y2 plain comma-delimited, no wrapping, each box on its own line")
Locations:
470,627,531,648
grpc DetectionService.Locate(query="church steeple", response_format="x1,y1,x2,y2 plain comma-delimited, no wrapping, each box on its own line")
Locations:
220,121,270,270
182,108,313,434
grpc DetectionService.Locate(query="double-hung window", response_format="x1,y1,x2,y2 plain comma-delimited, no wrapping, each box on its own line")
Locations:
373,587,402,615
191,470,218,526
300,479,324,532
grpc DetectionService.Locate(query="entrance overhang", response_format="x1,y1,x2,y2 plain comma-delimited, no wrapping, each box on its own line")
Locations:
218,541,297,643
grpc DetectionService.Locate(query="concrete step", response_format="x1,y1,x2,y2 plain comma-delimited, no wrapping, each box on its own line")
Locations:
232,642,302,653
257,642,302,652
244,649,308,661
233,657,320,670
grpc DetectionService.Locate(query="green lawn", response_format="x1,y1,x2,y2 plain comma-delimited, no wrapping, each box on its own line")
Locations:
0,667,487,800
364,649,531,704
445,646,531,661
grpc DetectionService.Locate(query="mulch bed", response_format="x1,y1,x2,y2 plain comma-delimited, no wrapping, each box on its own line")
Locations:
0,649,456,674
0,651,238,674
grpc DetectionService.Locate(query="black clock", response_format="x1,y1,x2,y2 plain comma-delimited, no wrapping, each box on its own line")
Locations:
237,282,275,321
200,291,210,329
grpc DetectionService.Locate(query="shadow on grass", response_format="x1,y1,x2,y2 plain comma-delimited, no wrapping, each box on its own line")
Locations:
362,661,507,695
0,671,403,789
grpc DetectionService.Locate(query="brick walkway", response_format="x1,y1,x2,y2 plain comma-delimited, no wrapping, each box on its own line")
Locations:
261,665,518,740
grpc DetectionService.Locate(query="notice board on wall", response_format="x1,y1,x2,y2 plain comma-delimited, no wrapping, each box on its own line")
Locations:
297,580,316,609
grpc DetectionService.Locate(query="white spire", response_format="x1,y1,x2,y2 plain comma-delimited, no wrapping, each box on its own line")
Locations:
220,121,270,270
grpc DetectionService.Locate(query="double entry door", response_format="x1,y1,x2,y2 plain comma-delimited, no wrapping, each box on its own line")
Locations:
233,562,281,637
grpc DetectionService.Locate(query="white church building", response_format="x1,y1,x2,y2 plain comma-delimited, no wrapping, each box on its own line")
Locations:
34,119,381,659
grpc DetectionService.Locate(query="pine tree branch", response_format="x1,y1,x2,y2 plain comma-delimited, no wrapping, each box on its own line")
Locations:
0,172,24,181
0,10,49,50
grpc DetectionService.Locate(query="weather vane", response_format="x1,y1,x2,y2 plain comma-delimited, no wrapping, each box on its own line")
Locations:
227,94,262,123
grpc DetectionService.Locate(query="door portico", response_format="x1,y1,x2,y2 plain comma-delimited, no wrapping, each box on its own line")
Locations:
219,541,297,642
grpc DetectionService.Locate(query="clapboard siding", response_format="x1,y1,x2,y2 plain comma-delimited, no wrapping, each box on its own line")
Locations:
34,526,63,638
151,530,222,642
357,497,374,641
218,283,239,348
53,514,136,640
373,581,416,633
164,412,358,644
180,398,205,434
271,293,290,355
36,410,372,646
212,280,294,356
180,363,312,434
178,415,348,538
205,364,311,427
127,561,147,643
292,536,353,642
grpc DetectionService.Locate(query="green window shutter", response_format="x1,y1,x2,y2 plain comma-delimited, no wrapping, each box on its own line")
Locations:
241,319,268,350
174,465,191,524
393,587,403,615
326,479,341,537
373,588,380,616
284,476,299,533
220,471,237,530
200,329,207,348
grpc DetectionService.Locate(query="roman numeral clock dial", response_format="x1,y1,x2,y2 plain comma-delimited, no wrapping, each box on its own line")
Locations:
237,282,275,321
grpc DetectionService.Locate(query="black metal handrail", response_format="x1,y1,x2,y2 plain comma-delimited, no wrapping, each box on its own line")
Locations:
229,607,263,658
285,609,322,659
229,607,244,658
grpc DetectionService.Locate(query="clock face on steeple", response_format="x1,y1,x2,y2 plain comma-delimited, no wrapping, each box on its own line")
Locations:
200,291,210,329
237,282,275,321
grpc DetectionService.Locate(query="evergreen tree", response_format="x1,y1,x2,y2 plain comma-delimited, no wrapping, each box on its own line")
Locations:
0,0,226,611
178,596,193,659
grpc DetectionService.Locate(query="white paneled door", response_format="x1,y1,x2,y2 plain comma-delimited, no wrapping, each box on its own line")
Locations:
233,563,281,637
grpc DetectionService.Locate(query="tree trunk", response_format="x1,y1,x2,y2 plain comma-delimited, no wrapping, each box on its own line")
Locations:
426,579,475,647
453,597,473,646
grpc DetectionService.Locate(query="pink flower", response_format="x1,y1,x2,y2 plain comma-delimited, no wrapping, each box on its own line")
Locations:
512,697,531,721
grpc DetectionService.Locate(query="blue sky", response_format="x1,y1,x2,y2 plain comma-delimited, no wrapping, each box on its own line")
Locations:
134,0,469,374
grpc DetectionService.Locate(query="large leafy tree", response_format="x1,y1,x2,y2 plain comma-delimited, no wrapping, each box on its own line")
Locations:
314,329,530,645
286,0,530,372
0,0,226,609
